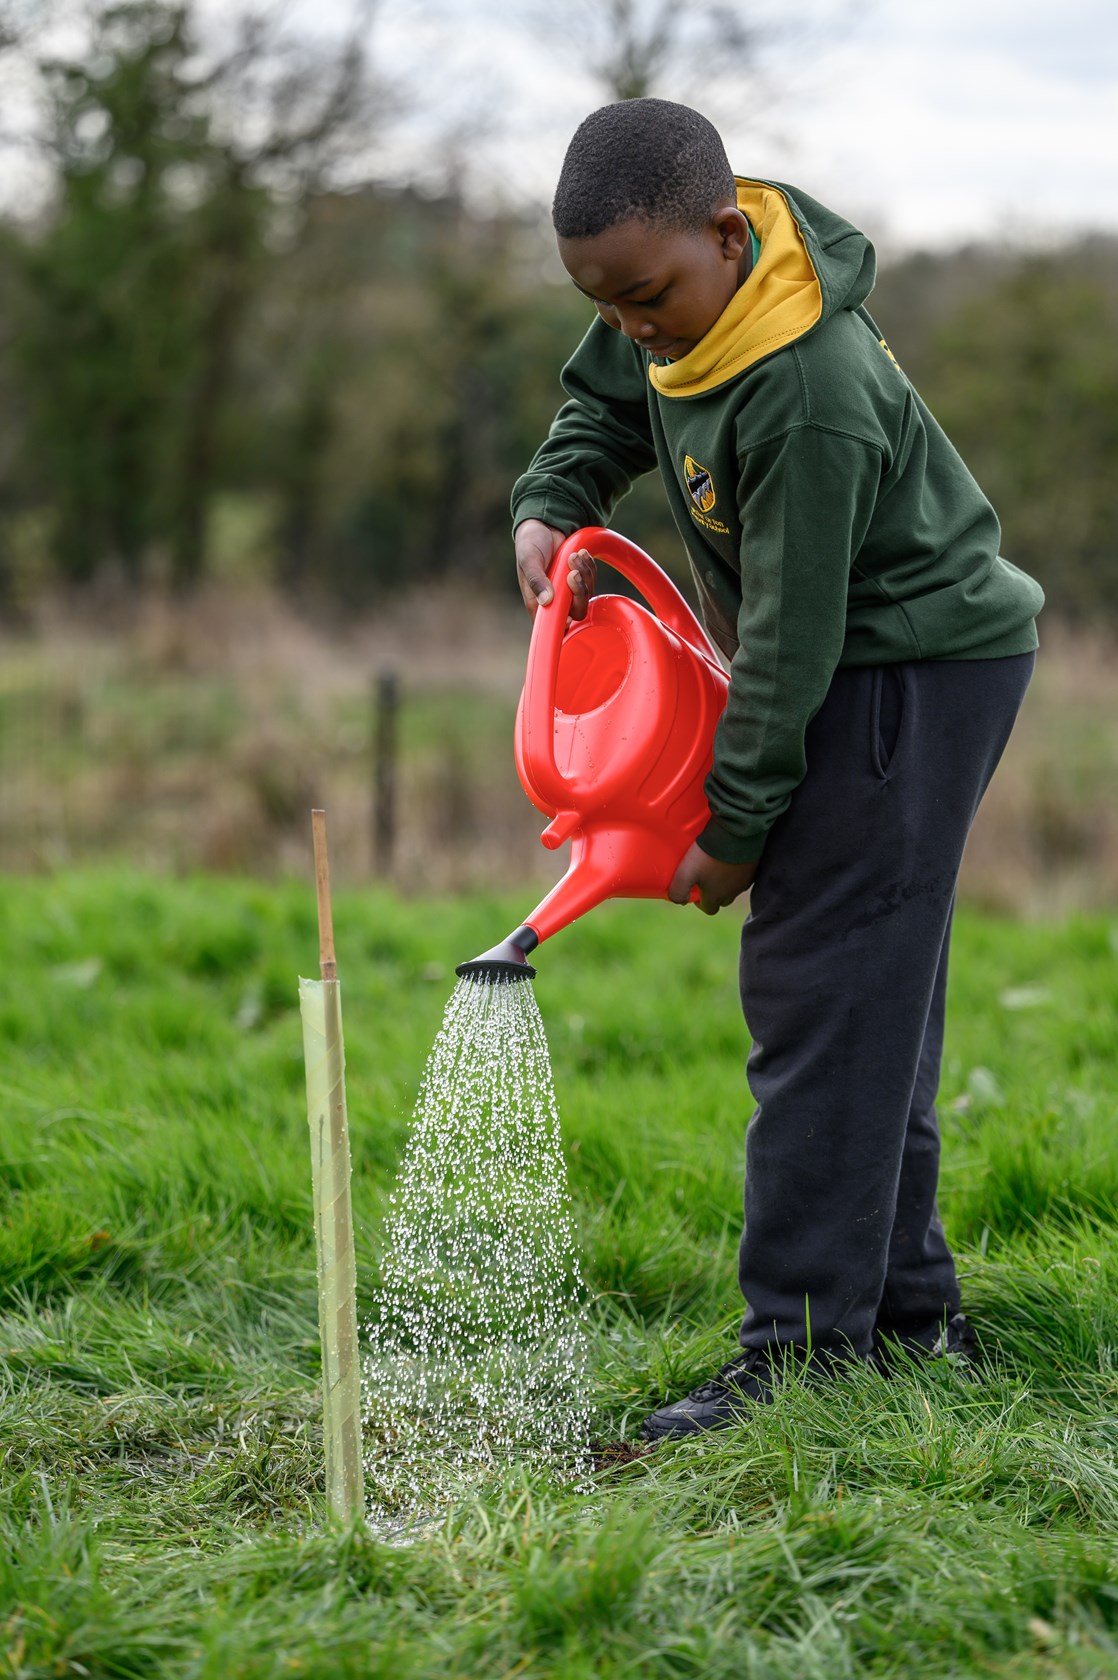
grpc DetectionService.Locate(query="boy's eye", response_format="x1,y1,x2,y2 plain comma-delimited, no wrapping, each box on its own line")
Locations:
592,287,667,310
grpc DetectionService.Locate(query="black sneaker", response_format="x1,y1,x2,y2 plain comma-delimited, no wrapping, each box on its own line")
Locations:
639,1350,777,1440
639,1345,865,1441
872,1311,978,1374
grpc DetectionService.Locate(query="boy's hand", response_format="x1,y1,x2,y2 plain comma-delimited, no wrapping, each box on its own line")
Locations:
669,842,757,915
515,520,597,621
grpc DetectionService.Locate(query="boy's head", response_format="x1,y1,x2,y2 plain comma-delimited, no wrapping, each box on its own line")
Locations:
552,99,751,361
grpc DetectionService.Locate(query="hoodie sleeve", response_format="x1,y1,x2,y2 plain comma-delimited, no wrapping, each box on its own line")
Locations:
698,423,882,864
510,318,658,533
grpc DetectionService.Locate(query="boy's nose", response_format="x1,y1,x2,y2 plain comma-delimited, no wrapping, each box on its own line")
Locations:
618,311,656,343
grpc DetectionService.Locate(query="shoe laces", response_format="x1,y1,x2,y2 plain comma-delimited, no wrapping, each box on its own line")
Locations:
688,1351,767,1403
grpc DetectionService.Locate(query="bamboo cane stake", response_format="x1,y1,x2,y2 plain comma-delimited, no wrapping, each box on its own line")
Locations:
299,809,364,1521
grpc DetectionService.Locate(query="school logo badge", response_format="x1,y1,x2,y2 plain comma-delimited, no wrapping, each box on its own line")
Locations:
684,455,716,513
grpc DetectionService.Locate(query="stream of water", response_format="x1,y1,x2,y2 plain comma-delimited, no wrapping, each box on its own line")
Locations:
363,975,591,1533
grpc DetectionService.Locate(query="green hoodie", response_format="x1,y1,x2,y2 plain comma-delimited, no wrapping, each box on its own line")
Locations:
511,180,1044,865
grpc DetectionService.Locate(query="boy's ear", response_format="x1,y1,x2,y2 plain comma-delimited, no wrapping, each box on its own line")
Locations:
712,206,749,261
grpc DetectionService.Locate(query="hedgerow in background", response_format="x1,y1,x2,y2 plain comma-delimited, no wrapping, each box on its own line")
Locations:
1,4,1116,613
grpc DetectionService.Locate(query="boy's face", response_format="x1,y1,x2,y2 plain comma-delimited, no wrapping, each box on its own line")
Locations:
558,206,751,361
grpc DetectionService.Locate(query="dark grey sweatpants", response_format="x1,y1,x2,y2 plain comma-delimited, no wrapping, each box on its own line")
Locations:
737,653,1035,1357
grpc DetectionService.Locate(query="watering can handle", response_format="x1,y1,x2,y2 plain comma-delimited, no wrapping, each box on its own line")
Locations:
520,526,722,806
550,527,723,665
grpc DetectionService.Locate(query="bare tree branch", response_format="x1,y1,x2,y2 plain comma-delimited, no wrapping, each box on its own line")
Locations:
187,0,385,196
521,0,866,136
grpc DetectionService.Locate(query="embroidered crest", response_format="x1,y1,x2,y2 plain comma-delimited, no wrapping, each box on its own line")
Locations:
684,455,716,513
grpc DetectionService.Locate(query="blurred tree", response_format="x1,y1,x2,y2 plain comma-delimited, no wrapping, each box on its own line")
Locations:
0,2,1115,624
10,4,228,587
521,0,859,123
588,0,760,101
524,0,769,105
1,0,377,592
250,187,613,604
919,256,1118,619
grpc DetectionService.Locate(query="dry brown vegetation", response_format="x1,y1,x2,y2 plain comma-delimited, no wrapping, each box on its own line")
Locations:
1,588,1114,915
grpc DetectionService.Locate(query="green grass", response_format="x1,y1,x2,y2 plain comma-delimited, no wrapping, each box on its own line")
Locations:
2,872,1117,1677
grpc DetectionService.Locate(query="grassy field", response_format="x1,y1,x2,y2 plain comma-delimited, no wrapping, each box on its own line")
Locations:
2,872,1118,1677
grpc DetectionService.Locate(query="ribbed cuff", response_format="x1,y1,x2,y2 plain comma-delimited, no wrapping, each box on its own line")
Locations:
510,489,590,538
696,818,767,866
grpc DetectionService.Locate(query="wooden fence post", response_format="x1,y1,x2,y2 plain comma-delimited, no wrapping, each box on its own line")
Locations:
372,670,398,876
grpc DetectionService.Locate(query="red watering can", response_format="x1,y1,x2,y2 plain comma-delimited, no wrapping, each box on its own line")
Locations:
457,527,729,981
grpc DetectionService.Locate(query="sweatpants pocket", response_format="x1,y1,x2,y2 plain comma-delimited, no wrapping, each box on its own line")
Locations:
870,664,907,779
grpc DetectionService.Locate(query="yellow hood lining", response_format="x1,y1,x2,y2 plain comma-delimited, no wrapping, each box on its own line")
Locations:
649,181,823,399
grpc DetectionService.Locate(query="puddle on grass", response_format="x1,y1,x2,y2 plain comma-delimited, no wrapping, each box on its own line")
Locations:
363,976,592,1537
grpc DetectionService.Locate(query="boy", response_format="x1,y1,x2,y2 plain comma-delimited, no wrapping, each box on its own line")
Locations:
512,100,1043,1440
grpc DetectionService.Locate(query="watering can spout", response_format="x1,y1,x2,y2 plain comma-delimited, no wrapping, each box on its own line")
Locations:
456,925,539,984
457,527,729,981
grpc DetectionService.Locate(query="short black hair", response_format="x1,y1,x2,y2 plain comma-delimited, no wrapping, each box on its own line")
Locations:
552,99,735,240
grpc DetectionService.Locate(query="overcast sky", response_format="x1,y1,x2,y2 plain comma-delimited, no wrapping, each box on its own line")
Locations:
10,0,1117,252
249,0,1118,254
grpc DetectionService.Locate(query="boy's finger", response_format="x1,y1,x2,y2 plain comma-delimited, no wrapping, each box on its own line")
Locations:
566,548,596,621
517,557,553,612
669,845,700,905
699,870,729,915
